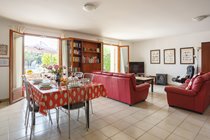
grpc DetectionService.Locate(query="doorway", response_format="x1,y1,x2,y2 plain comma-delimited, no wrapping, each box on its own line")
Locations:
9,30,60,104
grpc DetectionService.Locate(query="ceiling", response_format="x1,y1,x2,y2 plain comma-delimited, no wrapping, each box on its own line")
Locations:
0,0,210,41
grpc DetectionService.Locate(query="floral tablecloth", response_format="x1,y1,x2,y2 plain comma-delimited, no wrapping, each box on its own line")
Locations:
29,82,107,115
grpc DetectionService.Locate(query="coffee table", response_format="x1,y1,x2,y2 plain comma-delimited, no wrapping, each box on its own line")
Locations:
135,77,154,92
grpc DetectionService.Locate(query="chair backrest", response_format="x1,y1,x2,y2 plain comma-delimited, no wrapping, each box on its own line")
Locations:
84,73,94,81
186,66,195,78
74,72,84,79
22,75,31,103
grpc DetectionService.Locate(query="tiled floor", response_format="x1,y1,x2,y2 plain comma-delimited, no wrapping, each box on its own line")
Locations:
0,85,210,140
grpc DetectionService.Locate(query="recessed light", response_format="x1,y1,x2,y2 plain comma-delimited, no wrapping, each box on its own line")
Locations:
83,3,97,12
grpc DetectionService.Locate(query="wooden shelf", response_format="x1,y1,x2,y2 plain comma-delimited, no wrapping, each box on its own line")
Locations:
73,54,81,57
64,38,102,73
83,63,101,64
73,47,81,50
83,51,101,54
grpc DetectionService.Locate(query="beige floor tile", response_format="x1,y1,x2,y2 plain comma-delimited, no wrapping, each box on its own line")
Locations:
156,121,177,133
91,119,109,129
111,132,134,140
123,126,145,139
179,121,201,133
166,134,188,140
121,116,139,124
143,116,163,125
112,120,131,130
135,120,154,131
130,111,148,121
173,127,198,140
198,127,210,138
84,130,108,140
137,133,161,140
195,134,210,140
100,125,120,137
147,126,170,139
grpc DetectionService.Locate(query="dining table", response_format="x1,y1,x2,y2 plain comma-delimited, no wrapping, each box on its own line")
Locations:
28,80,107,128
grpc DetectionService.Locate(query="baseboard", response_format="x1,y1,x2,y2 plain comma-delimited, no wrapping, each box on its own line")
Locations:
0,98,9,103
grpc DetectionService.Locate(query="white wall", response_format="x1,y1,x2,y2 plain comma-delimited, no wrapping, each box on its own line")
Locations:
130,31,210,84
0,17,132,100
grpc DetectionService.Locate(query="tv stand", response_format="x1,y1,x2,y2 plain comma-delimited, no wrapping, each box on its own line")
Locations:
136,73,145,77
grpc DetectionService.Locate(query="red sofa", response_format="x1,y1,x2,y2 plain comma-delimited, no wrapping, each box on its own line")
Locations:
92,72,150,105
165,72,210,113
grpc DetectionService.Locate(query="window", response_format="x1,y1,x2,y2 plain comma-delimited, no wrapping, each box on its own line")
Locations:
103,44,118,72
24,35,59,73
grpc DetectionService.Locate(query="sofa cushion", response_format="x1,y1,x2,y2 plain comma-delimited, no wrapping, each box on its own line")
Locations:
102,72,113,76
93,71,102,74
191,76,204,93
113,73,133,78
185,75,198,90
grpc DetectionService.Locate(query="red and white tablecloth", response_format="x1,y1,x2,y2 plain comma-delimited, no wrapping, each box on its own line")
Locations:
29,83,107,115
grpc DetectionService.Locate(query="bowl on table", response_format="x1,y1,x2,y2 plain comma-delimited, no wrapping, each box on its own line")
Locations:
32,79,43,84
39,82,52,90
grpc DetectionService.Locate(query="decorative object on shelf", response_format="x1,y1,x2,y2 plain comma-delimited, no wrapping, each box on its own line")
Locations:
0,57,9,67
164,48,176,64
0,44,8,57
180,47,194,64
82,56,99,63
150,49,160,64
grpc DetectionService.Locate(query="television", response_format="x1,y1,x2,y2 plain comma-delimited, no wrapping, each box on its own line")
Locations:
129,62,144,74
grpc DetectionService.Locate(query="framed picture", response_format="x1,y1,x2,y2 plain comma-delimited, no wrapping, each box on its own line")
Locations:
0,57,9,67
164,49,176,64
150,49,160,64
0,44,8,57
180,47,194,64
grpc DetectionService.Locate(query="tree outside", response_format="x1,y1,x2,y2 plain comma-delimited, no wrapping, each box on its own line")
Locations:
103,47,111,71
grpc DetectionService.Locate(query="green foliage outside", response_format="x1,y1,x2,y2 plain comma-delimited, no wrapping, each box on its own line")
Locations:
25,51,58,70
41,53,58,65
103,47,111,71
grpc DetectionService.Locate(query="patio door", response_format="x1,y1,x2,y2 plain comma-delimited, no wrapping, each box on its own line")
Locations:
9,30,24,104
103,44,119,72
119,46,129,73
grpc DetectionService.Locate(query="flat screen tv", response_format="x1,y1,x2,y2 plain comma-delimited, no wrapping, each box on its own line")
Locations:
129,62,144,74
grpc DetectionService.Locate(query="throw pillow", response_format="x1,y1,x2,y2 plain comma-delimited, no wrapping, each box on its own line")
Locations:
185,74,198,90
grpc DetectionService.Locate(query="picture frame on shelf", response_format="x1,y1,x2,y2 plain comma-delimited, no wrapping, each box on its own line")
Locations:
180,47,194,64
0,57,9,67
164,49,176,64
150,49,160,64
0,44,8,57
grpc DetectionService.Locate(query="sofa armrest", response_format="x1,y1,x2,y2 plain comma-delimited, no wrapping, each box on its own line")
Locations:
136,83,150,91
165,86,196,96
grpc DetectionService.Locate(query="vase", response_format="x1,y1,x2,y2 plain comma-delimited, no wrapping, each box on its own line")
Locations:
55,73,61,86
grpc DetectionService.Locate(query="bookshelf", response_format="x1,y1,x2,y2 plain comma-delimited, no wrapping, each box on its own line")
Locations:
62,38,102,73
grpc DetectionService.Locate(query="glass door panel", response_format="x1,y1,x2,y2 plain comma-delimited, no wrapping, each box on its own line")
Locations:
61,39,71,77
103,45,118,72
120,46,129,73
10,31,24,104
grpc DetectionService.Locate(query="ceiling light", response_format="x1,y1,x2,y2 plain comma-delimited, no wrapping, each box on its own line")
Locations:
83,3,97,12
192,15,210,22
